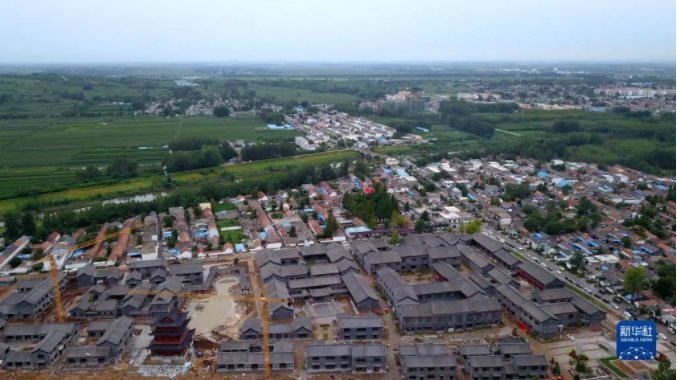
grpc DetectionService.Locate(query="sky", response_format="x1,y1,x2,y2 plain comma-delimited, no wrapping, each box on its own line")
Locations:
1,0,675,63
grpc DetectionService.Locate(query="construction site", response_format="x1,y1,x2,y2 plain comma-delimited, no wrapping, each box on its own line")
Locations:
0,215,673,380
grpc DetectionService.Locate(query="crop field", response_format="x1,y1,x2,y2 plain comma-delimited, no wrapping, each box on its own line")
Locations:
0,115,303,196
249,83,361,105
0,150,359,213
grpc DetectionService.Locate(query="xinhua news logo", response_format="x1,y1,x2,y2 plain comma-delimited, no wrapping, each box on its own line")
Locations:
616,320,657,360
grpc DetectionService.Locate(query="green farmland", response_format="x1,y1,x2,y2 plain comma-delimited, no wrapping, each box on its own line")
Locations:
0,149,359,213
0,115,301,197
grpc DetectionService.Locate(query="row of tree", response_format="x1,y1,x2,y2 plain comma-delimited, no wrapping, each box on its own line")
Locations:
75,157,139,182
240,142,297,162
4,160,348,240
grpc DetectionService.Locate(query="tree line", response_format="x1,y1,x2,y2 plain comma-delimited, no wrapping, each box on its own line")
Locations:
3,160,348,240
439,100,520,138
240,142,297,161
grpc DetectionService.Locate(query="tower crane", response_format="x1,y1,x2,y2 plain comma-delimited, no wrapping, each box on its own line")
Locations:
127,266,287,380
33,221,146,322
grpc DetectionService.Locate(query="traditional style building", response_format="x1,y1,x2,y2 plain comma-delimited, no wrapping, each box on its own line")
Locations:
148,311,195,359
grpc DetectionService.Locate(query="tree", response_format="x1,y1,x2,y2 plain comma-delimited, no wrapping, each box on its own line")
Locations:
33,262,44,272
288,226,297,237
624,266,646,299
652,356,676,380
31,248,45,261
3,211,22,241
213,105,230,117
8,256,22,269
415,218,427,233
463,219,482,234
163,216,174,228
569,251,585,272
573,355,589,375
389,230,401,245
234,258,240,265
324,214,339,238
21,211,36,237
552,362,561,376
621,236,632,249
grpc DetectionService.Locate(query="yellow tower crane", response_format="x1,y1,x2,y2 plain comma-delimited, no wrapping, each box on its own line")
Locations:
127,269,287,380
34,221,146,322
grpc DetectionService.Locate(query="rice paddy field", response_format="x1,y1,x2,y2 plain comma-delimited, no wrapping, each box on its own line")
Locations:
0,149,359,213
0,115,302,197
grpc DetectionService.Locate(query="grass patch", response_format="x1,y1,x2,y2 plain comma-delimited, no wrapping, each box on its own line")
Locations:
566,284,608,310
600,357,628,378
511,250,526,261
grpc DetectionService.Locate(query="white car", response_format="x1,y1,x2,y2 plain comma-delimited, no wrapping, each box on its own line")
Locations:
567,334,576,341
541,262,547,268
658,333,667,340
555,270,562,275
585,288,593,294
623,311,632,319
612,304,620,310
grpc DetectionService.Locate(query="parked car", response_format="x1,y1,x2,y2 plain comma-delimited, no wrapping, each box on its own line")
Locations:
585,288,593,294
555,270,562,275
658,333,667,340
612,304,619,310
623,311,632,318
541,262,548,268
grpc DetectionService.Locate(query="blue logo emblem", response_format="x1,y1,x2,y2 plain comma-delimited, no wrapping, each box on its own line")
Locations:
616,320,656,360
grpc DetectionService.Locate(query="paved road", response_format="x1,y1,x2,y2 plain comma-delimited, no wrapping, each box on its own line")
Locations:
480,226,676,344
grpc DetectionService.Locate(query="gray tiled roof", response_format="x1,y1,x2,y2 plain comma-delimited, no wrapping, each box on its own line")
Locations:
459,245,493,269
521,301,558,323
34,331,66,353
572,294,604,316
493,248,521,266
467,355,504,368
366,250,402,265
540,302,578,316
95,299,118,312
305,342,352,357
310,263,339,277
469,274,492,290
431,261,462,281
512,354,547,367
288,275,341,290
399,343,448,357
97,316,133,346
498,343,532,356
458,344,492,357
351,344,386,357
327,246,352,263
471,233,502,253
241,316,262,333
66,346,110,359
427,245,461,260
4,323,78,339
292,316,312,332
495,284,529,306
269,323,291,335
534,288,573,302
168,262,203,276
4,350,32,363
518,261,558,286
128,259,166,269
341,272,378,304
337,314,383,329
487,268,515,285
403,355,456,368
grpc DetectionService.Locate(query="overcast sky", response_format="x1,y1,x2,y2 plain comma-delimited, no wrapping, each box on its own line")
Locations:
1,0,674,63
